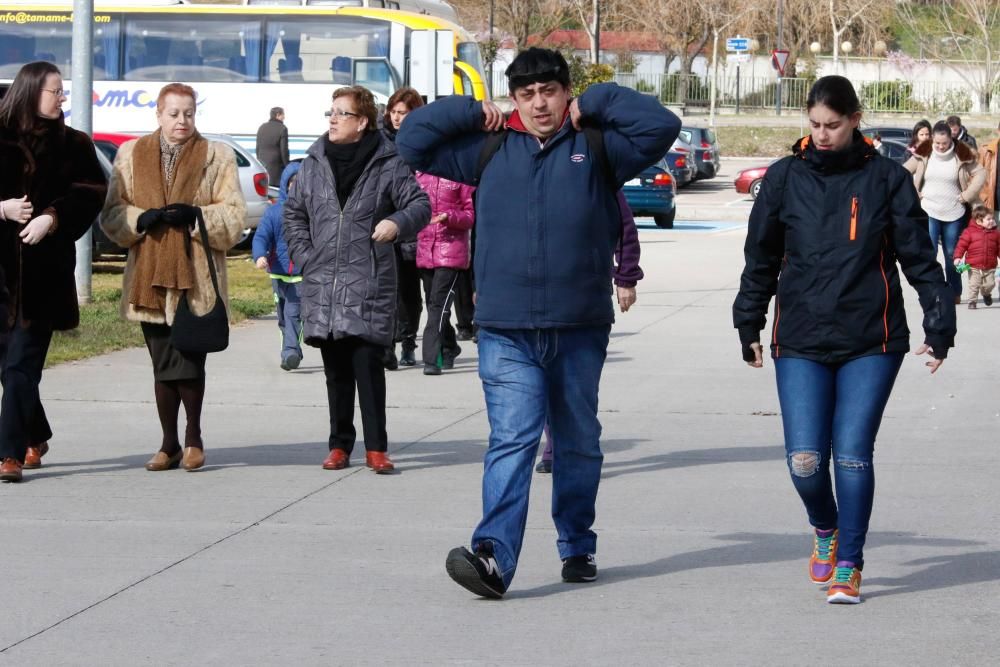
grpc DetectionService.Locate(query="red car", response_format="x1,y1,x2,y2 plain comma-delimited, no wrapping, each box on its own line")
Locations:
734,163,772,200
92,132,139,163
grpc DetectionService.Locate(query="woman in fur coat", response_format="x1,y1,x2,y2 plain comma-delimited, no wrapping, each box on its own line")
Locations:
101,83,246,472
0,61,108,483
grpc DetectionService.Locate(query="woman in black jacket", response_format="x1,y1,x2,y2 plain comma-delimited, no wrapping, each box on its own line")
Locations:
283,85,429,474
0,62,107,482
733,76,956,604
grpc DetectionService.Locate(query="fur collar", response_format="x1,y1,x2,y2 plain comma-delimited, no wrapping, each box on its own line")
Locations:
914,138,976,163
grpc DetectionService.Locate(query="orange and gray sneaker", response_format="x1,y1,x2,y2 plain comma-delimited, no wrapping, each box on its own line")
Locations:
826,562,862,604
809,528,838,584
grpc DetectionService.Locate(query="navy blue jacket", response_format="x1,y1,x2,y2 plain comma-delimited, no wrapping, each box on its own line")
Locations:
253,162,301,276
396,83,679,329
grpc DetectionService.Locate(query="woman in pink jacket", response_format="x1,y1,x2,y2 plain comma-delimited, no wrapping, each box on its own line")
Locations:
414,172,475,375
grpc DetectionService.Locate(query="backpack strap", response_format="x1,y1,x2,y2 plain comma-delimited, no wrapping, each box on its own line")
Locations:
474,130,508,184
581,121,617,190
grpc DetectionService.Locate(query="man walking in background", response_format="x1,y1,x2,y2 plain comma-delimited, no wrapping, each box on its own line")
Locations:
256,106,290,187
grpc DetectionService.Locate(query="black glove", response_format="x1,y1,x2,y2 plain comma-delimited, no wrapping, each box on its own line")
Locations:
162,203,200,229
136,208,165,233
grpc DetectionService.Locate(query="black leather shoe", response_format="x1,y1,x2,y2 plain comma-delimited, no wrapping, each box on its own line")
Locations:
382,347,399,371
399,348,416,366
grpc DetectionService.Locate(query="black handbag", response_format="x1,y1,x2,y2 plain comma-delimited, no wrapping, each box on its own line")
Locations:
170,208,229,354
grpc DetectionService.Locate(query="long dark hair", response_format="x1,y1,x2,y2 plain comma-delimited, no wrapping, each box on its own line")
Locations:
0,61,62,134
806,75,861,116
908,119,932,149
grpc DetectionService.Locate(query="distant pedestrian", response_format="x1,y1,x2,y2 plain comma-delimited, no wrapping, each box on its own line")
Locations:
253,161,304,369
977,120,999,211
283,85,429,474
953,205,1000,309
398,47,679,598
735,75,956,605
903,120,986,302
0,61,108,483
102,82,247,473
380,86,424,369
906,119,931,155
256,106,290,188
947,115,977,151
414,171,474,375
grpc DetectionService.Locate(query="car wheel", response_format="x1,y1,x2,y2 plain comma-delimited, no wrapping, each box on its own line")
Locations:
653,210,675,229
750,179,762,200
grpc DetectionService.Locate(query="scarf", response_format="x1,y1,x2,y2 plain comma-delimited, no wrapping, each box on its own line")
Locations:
794,130,875,174
324,130,380,208
128,129,208,313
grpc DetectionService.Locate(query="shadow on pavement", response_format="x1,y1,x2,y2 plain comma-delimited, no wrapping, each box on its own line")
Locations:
600,444,782,479
864,550,1000,599
510,532,984,600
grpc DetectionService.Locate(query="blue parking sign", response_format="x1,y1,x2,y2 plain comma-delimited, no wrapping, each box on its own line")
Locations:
726,37,749,52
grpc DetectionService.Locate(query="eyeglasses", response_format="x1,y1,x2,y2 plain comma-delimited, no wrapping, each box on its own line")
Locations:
42,88,66,97
329,109,360,119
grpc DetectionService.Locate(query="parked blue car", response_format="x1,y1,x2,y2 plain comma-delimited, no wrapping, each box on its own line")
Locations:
623,157,677,229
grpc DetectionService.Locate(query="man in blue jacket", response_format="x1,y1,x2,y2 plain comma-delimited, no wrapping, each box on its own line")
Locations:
397,48,679,598
253,161,303,371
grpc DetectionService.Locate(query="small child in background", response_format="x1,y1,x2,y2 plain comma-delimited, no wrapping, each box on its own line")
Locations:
253,162,304,368
954,204,1000,310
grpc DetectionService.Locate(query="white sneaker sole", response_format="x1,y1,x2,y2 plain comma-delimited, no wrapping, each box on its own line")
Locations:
827,591,861,604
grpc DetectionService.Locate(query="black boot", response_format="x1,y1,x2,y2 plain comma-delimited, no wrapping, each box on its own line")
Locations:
382,345,399,371
399,339,417,366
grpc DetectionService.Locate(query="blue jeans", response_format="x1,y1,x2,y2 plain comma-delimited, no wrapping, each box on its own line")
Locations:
775,353,904,570
928,215,965,296
472,325,610,587
273,279,302,361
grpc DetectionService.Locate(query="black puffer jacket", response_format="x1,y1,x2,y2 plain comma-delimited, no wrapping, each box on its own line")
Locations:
283,131,430,346
734,132,956,363
0,118,107,330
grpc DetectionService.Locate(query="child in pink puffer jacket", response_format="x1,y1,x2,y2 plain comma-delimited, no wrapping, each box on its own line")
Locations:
414,172,475,374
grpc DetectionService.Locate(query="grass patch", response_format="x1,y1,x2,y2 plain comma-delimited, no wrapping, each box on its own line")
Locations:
716,126,804,158
47,254,274,367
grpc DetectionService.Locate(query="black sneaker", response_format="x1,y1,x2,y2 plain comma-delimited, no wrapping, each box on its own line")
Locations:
561,554,597,583
456,327,474,341
382,347,399,371
445,546,506,599
535,459,552,474
441,344,462,370
423,364,442,376
399,348,416,366
984,294,993,306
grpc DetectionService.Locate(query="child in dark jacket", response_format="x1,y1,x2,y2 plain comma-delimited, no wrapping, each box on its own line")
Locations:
253,162,303,369
954,204,1000,309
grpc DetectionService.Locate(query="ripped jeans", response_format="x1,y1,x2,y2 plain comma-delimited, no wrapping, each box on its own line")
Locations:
775,353,904,570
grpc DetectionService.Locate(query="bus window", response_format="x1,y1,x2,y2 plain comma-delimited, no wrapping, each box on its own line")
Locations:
265,18,389,83
456,42,483,74
353,59,394,98
124,18,261,82
0,16,121,80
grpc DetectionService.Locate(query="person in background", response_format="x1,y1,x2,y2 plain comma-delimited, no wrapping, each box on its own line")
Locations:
907,120,931,155
953,205,999,309
735,75,956,605
102,82,246,473
256,106,290,189
947,115,977,151
283,85,429,474
903,120,986,303
380,86,424,369
0,61,108,482
253,161,303,369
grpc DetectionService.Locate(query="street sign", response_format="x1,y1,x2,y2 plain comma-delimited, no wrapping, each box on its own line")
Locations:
726,37,750,52
727,53,751,64
771,49,791,76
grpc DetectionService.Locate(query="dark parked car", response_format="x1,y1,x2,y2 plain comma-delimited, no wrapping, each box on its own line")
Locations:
665,150,697,188
623,158,677,229
679,126,721,180
861,127,912,143
877,139,912,164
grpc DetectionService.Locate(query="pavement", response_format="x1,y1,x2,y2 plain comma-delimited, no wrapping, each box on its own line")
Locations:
2,194,999,665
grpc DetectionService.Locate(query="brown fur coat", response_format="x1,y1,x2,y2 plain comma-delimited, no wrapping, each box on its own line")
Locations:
101,137,246,324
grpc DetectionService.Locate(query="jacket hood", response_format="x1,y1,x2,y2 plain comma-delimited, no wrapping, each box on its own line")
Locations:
792,130,876,174
914,137,976,163
278,161,302,202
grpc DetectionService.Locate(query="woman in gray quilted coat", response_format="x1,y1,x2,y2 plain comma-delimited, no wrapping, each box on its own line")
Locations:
283,86,430,474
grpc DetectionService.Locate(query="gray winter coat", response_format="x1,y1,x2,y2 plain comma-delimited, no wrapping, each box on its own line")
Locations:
283,132,430,346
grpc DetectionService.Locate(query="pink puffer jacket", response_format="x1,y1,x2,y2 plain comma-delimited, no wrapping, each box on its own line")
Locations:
415,172,475,270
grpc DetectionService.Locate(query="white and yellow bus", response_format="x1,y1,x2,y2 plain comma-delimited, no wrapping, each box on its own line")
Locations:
0,0,487,154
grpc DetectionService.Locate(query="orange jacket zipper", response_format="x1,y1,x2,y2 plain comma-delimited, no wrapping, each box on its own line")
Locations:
849,196,859,241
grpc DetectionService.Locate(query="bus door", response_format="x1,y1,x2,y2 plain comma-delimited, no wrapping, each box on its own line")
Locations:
351,57,401,100
409,30,453,101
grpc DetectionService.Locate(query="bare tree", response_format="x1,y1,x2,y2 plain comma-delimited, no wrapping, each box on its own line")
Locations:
827,0,890,69
896,0,1000,110
618,0,709,99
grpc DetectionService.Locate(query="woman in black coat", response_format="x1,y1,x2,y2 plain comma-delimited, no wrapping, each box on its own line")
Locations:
734,76,956,604
284,85,429,474
0,62,108,482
